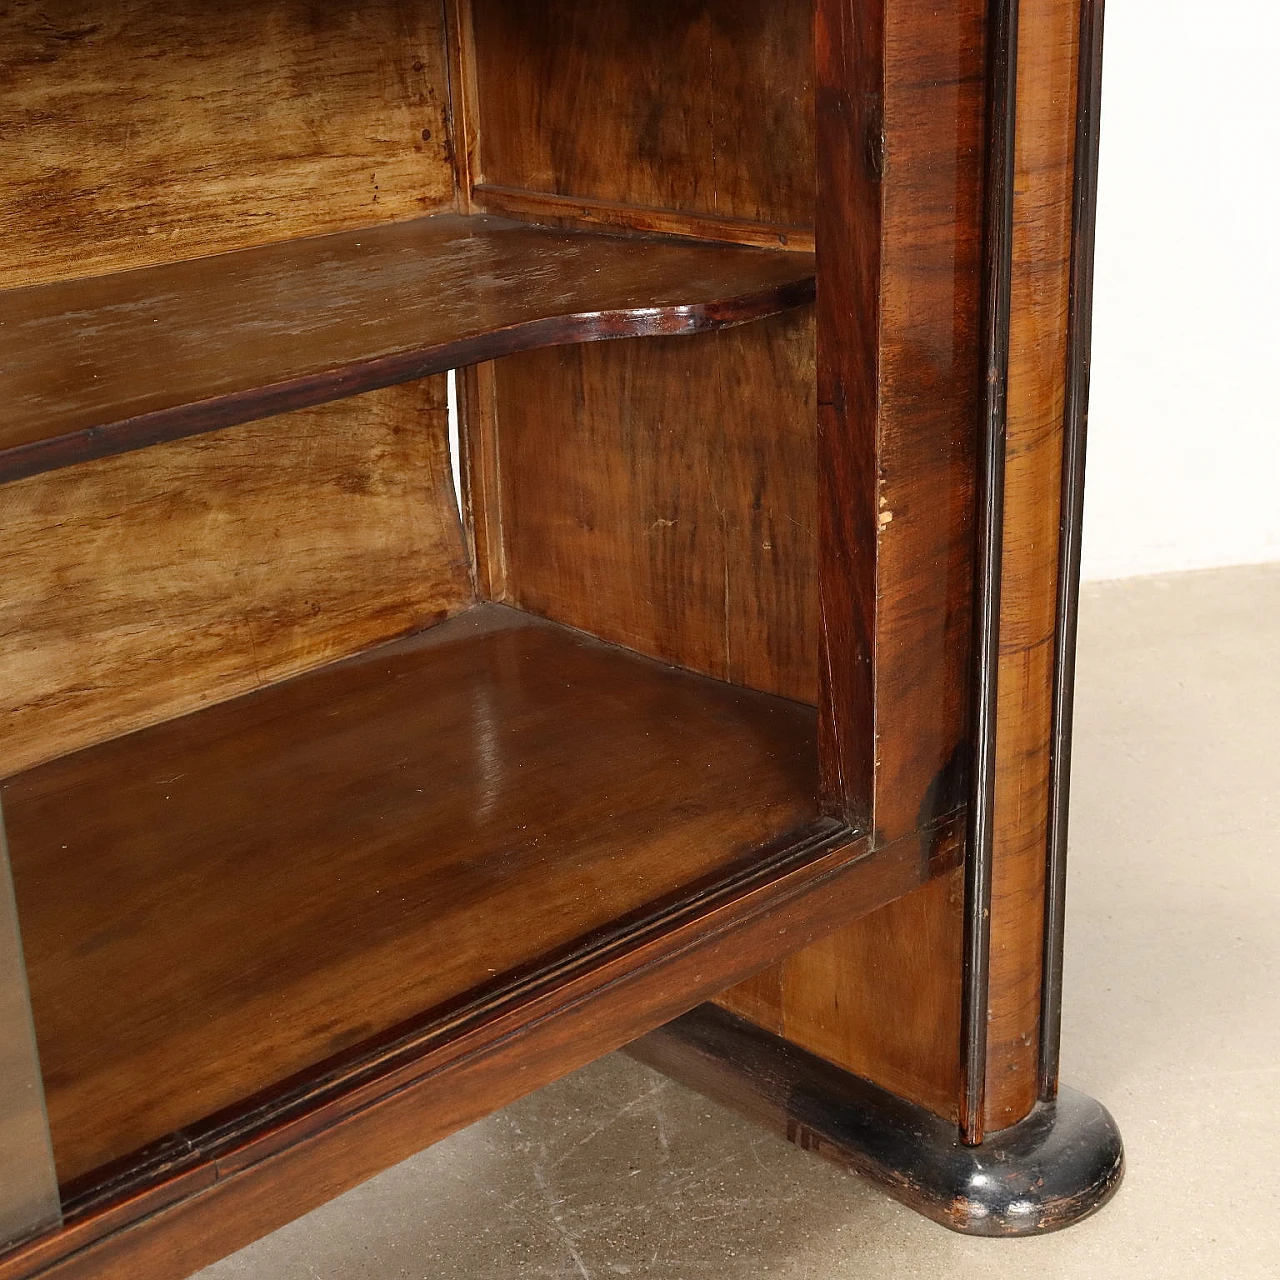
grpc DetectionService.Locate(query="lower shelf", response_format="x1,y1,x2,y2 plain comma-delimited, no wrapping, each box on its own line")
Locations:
1,605,819,1189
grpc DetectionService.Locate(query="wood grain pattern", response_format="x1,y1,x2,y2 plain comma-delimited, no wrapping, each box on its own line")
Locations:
766,868,966,1121
721,0,988,1121
0,819,937,1280
468,0,815,231
475,186,816,254
485,308,819,704
3,606,820,1184
812,0,883,826
0,215,815,482
0,380,468,778
0,0,456,291
983,0,1081,1131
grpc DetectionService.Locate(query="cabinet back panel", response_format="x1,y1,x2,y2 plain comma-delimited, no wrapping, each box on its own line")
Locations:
487,309,818,706
0,381,471,777
469,0,815,231
0,0,456,288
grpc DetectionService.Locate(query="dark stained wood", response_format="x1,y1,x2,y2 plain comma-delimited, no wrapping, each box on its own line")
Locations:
812,0,883,827
983,0,1082,1133
727,0,983,1121
0,0,457,290
3,605,821,1185
0,215,814,483
1041,0,1107,1100
718,0,1096,1143
468,0,815,231
630,1005,1123,1236
719,0,988,1119
0,379,470,778
476,187,816,254
0,819,944,1280
869,0,986,846
0,0,1113,1263
483,307,818,704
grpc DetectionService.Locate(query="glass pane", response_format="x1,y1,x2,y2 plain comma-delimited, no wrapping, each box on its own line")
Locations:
0,802,60,1248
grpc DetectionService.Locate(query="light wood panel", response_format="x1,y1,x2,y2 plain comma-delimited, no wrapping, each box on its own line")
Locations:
983,0,1080,1131
480,308,819,705
468,0,815,231
0,0,456,289
0,380,469,777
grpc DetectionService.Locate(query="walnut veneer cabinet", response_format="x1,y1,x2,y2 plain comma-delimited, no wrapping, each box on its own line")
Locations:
0,0,1120,1272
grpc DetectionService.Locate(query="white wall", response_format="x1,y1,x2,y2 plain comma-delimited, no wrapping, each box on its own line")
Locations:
1081,0,1280,581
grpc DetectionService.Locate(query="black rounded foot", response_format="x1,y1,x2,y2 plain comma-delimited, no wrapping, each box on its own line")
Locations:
629,1005,1124,1236
834,1082,1125,1235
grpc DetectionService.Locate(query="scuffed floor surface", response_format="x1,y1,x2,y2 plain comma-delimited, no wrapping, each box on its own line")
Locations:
198,564,1280,1280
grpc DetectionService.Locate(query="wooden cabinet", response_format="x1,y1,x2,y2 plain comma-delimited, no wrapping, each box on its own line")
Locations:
0,0,1119,1272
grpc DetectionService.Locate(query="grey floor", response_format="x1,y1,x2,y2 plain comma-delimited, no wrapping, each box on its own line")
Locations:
199,563,1280,1279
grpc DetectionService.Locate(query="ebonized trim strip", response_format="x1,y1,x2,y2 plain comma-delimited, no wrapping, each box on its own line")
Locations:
1040,0,1107,1102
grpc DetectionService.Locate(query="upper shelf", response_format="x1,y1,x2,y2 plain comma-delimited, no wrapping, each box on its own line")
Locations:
0,214,815,483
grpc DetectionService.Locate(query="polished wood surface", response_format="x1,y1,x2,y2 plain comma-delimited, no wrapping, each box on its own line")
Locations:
0,215,814,482
0,380,469,778
983,0,1081,1132
811,0,882,825
0,820,948,1280
0,0,456,290
467,0,815,232
453,0,821,710
0,0,1110,1265
719,0,988,1122
3,606,820,1185
482,308,818,704
722,0,1091,1139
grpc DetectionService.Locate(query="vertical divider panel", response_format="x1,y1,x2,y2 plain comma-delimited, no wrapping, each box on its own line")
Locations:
722,0,989,1124
813,0,884,828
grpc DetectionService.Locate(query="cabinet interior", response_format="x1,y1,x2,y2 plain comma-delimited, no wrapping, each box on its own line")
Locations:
0,0,837,1203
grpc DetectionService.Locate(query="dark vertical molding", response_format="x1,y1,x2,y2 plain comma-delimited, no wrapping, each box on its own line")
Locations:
961,0,1021,1147
1040,0,1106,1102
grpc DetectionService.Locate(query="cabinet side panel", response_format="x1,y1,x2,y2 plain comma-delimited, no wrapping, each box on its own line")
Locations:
983,0,1080,1131
0,381,471,777
0,0,455,288
486,312,818,706
469,0,815,230
872,0,986,842
720,0,986,1120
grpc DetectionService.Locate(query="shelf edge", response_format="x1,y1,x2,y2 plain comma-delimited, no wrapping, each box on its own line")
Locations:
0,274,814,486
0,816,963,1280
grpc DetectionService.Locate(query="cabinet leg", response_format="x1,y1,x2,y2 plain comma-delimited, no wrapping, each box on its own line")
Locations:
629,1003,1123,1237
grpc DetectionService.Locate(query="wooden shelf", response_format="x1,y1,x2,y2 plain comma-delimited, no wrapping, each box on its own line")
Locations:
0,215,815,483
1,606,819,1188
